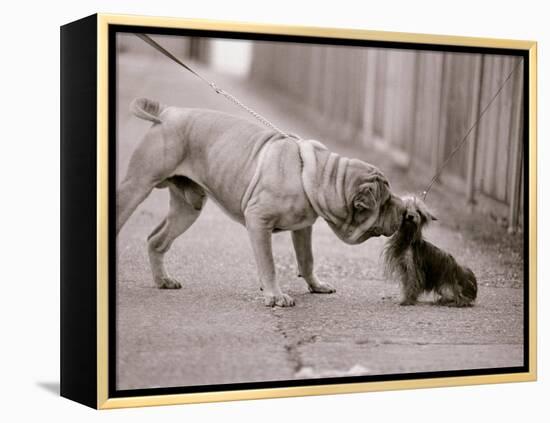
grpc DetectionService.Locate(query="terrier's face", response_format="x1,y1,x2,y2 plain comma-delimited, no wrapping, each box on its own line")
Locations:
400,196,437,240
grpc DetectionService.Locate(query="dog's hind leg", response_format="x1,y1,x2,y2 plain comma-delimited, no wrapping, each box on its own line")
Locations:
117,124,183,235
116,177,156,235
291,226,336,294
147,177,207,289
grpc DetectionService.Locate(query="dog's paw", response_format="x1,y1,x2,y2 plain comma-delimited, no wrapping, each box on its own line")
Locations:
399,299,416,306
435,297,452,306
438,298,474,308
308,282,336,294
264,293,295,307
156,277,182,289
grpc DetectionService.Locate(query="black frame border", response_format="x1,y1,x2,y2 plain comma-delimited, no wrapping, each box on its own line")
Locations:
60,14,99,409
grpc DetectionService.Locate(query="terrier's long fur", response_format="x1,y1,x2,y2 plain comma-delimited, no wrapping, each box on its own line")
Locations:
384,196,477,307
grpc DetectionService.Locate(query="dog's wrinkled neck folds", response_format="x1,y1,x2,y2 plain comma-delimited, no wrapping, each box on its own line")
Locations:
297,139,344,224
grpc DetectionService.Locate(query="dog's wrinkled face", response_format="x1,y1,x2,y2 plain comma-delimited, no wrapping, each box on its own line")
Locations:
328,160,405,244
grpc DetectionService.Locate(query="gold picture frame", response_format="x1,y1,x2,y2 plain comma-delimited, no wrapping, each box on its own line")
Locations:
60,13,537,409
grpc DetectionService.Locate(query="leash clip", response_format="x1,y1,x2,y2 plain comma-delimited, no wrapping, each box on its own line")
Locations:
209,82,222,94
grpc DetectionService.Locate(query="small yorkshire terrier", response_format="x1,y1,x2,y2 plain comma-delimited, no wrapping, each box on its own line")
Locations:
384,196,477,307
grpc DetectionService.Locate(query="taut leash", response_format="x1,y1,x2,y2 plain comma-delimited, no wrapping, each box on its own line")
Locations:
135,33,299,139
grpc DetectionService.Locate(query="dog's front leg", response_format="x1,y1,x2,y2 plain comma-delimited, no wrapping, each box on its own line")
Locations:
292,226,336,294
246,219,295,307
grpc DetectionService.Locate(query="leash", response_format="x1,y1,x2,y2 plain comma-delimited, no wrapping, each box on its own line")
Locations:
135,33,299,139
421,59,522,201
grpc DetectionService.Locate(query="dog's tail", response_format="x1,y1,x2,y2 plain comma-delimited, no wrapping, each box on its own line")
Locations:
130,97,166,124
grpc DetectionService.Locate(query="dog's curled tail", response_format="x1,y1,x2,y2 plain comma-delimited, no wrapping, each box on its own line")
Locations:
130,97,166,124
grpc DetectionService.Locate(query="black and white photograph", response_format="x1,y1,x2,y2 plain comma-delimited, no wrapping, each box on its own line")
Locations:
114,30,527,392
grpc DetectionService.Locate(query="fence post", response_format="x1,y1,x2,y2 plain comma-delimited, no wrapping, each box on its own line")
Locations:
507,60,524,234
465,55,484,211
433,54,450,180
363,49,377,144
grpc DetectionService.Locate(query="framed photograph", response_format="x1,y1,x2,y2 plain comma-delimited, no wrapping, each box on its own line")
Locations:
60,13,537,409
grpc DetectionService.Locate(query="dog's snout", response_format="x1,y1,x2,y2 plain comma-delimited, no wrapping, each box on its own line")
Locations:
405,213,414,221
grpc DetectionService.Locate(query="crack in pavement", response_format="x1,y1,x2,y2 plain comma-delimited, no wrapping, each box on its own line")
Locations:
273,310,318,375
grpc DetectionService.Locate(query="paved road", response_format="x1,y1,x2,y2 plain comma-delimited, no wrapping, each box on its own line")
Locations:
115,52,524,390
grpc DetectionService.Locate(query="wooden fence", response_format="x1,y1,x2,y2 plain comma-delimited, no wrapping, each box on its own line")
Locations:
249,42,524,231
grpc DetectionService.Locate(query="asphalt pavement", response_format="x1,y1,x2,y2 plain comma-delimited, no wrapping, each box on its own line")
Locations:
115,52,524,390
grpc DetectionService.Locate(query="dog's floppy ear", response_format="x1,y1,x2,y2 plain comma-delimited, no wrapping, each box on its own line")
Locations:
417,200,437,222
353,183,377,210
353,180,389,210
